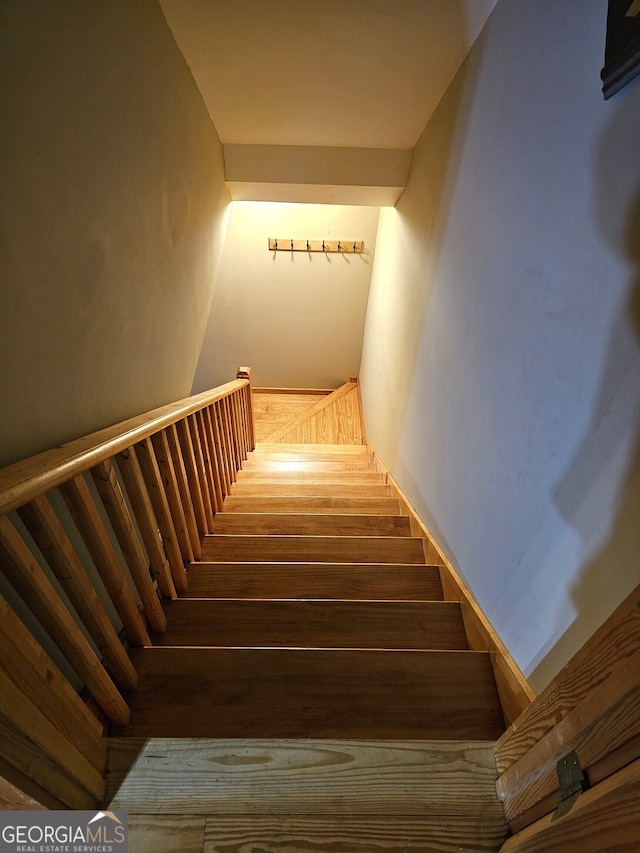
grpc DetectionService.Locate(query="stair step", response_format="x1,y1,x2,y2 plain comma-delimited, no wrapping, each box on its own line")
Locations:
229,482,391,497
106,738,506,834
222,495,400,514
155,600,467,649
184,563,444,600
106,738,506,836
254,443,369,456
236,470,383,483
242,458,374,473
113,647,505,739
200,534,425,564
212,513,411,536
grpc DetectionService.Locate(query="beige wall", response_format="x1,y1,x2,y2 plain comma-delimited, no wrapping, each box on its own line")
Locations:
360,0,640,691
0,0,230,467
192,202,379,390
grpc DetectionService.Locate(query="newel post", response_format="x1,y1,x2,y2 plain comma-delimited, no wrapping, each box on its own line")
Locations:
236,366,255,451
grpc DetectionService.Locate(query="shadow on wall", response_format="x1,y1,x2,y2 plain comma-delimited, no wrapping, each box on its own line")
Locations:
532,89,640,684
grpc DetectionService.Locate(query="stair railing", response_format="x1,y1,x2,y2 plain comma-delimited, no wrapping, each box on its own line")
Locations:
0,367,254,739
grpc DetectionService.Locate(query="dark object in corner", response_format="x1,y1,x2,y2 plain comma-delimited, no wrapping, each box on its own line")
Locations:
552,751,589,822
602,0,640,99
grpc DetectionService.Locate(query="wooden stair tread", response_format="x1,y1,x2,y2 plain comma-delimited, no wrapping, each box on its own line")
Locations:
113,647,505,740
106,737,506,824
222,495,400,514
212,513,411,536
200,534,426,564
242,459,375,473
236,470,384,483
154,599,467,649
254,443,369,456
184,563,445,600
229,482,391,497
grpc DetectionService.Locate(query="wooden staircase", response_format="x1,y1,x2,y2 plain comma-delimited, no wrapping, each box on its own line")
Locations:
107,440,509,850
111,442,504,741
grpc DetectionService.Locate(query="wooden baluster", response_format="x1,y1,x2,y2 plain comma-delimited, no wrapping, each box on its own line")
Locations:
218,399,234,485
195,409,218,511
60,474,150,647
222,396,239,479
113,450,175,606
165,423,201,559
134,438,187,593
176,418,209,535
150,431,194,565
211,401,231,496
187,414,215,530
232,391,246,463
18,495,137,691
237,366,255,451
202,406,224,511
234,388,247,461
0,515,130,726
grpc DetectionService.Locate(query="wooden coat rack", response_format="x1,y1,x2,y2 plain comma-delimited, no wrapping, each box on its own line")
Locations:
269,238,364,254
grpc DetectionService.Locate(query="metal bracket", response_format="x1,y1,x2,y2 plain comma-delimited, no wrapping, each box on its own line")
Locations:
552,751,589,821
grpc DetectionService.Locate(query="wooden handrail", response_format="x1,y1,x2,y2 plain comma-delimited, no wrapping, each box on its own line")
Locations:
0,370,255,805
0,379,248,516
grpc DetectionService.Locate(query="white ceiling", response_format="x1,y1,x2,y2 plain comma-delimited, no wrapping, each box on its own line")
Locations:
160,0,497,202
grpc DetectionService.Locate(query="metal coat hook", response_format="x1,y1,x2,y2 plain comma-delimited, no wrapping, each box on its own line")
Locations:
337,240,341,252
353,241,357,253
306,239,310,251
274,238,278,250
322,240,325,252
291,239,294,251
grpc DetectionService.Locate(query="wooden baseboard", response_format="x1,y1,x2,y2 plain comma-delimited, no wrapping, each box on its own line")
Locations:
365,442,535,728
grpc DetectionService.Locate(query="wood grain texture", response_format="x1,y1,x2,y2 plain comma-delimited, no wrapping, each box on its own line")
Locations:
128,816,206,853
0,774,48,810
199,534,425,564
18,493,138,690
499,757,640,853
263,383,358,444
184,563,445,601
202,815,507,853
60,473,150,647
222,495,399,514
253,443,369,456
0,754,67,811
135,437,187,591
0,668,105,801
236,469,384,482
212,512,411,536
114,448,175,611
278,386,363,445
0,514,130,726
495,583,640,775
176,417,210,535
242,457,373,473
151,430,195,564
105,738,504,819
229,481,390,497
0,595,106,771
0,714,98,810
112,647,504,739
253,392,329,443
498,644,640,828
154,599,467,649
